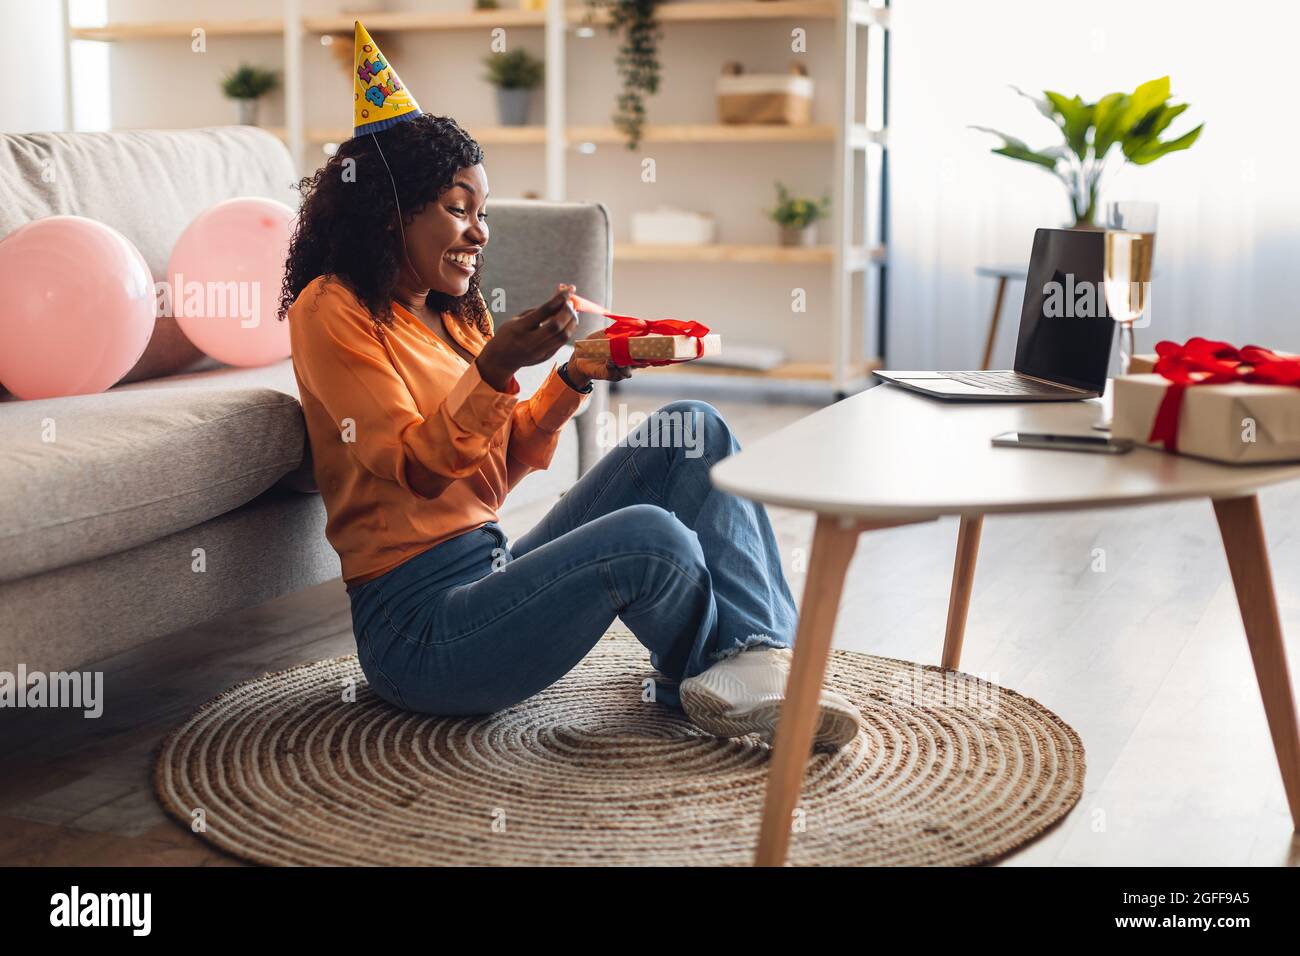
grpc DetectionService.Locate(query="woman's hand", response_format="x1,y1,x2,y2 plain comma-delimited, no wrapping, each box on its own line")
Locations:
566,329,634,388
476,284,580,391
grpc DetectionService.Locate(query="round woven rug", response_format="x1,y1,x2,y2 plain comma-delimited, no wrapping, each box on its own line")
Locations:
155,628,1084,866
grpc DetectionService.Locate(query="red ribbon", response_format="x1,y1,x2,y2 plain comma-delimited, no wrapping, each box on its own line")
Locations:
1147,337,1300,450
602,315,711,367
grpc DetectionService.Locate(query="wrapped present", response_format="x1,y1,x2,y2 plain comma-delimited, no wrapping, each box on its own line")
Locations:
1112,337,1300,464
574,331,722,365
1128,353,1159,374
1130,349,1296,374
567,290,720,367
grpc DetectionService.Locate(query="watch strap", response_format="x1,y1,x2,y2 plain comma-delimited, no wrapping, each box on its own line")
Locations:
557,360,593,394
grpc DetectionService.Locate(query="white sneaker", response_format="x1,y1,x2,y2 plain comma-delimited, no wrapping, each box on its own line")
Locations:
679,645,862,751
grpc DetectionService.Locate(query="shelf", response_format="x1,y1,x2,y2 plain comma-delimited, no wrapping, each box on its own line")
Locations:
70,19,283,41
615,243,885,266
570,123,836,144
298,123,873,146
299,125,548,145
573,1,838,26
456,125,549,146
306,10,546,33
70,2,865,43
65,0,886,394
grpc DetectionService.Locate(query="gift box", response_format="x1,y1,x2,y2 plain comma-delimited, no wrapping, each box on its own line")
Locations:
1128,348,1297,375
1128,353,1159,374
565,291,720,367
575,333,722,366
1111,338,1300,464
1112,375,1300,463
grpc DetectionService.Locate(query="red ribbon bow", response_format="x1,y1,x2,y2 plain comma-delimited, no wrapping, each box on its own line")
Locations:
1147,337,1300,450
602,314,711,367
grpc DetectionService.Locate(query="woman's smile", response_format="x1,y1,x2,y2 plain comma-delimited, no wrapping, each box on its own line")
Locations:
443,249,479,277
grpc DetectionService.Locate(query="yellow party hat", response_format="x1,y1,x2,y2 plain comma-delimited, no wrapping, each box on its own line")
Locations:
353,20,421,137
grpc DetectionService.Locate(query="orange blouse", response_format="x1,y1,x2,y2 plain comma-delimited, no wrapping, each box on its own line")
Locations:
287,275,589,587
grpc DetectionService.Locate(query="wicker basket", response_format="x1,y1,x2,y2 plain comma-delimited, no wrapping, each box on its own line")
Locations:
716,61,813,125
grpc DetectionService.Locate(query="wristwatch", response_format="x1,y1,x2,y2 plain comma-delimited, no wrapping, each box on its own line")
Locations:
557,360,594,394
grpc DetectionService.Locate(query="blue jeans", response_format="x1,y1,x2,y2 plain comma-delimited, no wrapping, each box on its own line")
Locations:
346,399,797,714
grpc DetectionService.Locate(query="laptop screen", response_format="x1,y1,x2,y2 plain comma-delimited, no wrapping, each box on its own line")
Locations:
1013,228,1116,392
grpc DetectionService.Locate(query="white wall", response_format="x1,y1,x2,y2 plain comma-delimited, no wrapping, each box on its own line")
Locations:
888,0,1300,369
0,1,68,132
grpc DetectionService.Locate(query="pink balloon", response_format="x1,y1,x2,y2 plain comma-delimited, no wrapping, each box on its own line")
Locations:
0,216,156,400
168,197,294,367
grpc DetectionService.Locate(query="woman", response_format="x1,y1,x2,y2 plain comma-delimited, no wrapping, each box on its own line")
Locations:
280,114,862,749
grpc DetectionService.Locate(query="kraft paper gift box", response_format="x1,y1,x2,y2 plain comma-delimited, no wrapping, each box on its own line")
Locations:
574,333,722,365
1111,373,1300,464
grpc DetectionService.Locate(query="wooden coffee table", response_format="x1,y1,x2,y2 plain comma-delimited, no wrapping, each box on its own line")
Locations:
710,382,1300,866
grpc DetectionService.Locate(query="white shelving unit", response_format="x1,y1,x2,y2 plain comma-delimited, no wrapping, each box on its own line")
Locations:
66,0,890,398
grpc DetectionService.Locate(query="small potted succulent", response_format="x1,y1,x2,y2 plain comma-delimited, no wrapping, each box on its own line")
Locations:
482,49,545,126
220,63,280,127
765,181,831,246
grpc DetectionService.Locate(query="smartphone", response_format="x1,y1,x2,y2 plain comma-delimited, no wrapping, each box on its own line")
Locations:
991,431,1135,454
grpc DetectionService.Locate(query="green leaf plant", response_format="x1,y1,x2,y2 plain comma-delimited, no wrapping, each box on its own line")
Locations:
972,76,1203,226
765,181,831,228
585,0,663,151
220,64,280,101
482,49,545,91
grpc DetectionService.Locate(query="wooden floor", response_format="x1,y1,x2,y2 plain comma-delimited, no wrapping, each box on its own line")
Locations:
3,383,1299,866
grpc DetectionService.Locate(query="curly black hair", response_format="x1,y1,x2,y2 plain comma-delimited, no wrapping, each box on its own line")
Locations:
278,113,490,335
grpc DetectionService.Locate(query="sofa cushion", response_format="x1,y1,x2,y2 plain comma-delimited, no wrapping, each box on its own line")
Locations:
0,386,306,583
0,127,299,388
108,356,574,494
113,357,320,492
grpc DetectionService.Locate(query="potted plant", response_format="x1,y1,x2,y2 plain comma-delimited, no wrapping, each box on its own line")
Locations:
220,64,280,127
584,0,662,150
765,181,830,247
973,75,1203,228
482,49,545,126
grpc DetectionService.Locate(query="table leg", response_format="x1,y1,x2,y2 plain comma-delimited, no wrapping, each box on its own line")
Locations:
942,514,983,670
981,278,1008,371
754,514,862,866
1213,494,1300,830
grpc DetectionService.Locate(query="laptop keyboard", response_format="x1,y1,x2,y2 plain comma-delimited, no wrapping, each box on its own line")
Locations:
944,371,1081,395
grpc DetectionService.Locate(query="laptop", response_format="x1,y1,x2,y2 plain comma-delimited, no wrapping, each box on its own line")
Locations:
874,228,1116,401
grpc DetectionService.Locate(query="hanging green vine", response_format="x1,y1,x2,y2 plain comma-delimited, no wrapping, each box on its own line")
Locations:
586,0,663,150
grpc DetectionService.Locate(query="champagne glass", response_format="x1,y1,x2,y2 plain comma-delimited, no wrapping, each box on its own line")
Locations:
1104,201,1158,375
1094,201,1157,431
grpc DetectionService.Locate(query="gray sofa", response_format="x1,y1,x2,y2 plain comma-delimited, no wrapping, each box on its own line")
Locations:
0,127,610,674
